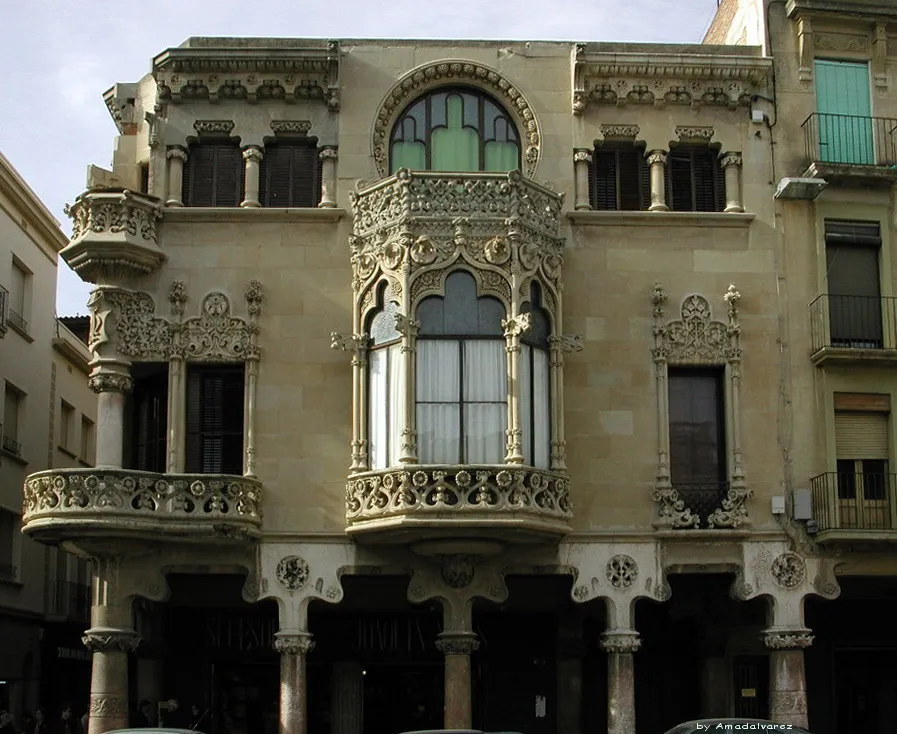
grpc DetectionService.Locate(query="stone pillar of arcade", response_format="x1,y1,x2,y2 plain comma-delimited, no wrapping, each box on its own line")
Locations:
274,632,315,734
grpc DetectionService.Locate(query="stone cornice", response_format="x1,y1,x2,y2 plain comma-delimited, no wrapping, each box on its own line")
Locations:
0,152,68,257
153,42,340,109
786,0,897,20
573,46,772,112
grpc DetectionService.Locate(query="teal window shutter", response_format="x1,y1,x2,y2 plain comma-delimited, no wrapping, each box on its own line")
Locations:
814,60,873,165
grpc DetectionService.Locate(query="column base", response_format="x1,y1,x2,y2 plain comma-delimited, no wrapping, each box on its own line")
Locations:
574,203,592,211
648,204,670,212
318,201,338,209
724,204,745,213
241,200,261,208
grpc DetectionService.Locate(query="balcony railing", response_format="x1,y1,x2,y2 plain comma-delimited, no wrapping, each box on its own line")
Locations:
2,435,22,457
808,294,897,359
23,468,263,544
345,464,572,542
48,580,90,621
802,113,897,168
7,308,28,335
810,472,895,534
0,563,17,581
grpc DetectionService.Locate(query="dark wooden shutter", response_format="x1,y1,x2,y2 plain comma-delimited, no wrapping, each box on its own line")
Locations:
667,147,724,212
667,149,694,211
668,368,726,484
593,149,618,210
693,148,724,212
132,371,168,472
186,365,245,475
183,142,244,207
260,142,320,207
618,147,649,211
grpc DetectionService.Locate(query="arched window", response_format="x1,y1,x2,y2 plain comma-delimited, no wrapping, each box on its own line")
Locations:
367,294,403,470
520,283,551,469
390,88,521,173
415,271,507,464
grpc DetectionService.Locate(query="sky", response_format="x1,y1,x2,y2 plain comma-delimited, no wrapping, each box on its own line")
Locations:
2,0,720,317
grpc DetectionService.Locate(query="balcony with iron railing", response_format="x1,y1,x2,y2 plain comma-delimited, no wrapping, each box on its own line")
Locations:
6,307,28,336
810,471,897,542
47,579,91,621
809,294,897,365
2,434,22,458
22,468,263,549
802,113,897,184
0,285,7,336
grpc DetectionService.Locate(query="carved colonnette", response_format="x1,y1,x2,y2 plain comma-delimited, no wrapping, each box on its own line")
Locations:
650,284,750,528
572,44,772,114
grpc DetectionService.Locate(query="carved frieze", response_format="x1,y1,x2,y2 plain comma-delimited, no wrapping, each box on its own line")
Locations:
154,41,340,109
814,33,868,53
573,46,771,113
372,60,541,178
87,281,263,363
194,120,235,136
82,628,140,653
271,120,312,135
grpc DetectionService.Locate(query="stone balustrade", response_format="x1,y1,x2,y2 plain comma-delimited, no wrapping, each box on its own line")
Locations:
345,464,572,541
22,468,263,543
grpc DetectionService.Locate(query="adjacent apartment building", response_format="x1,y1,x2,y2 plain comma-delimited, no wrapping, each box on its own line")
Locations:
19,2,897,733
0,153,96,718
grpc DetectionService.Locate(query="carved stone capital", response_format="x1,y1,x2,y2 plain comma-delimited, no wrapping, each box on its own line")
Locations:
646,150,667,166
676,126,714,142
763,629,814,650
271,120,312,136
601,124,640,139
82,627,140,653
436,632,480,656
166,146,188,162
273,632,315,656
330,332,368,352
242,146,263,163
88,373,134,395
720,152,743,169
194,120,235,136
502,313,531,339
600,630,641,654
319,146,338,161
573,149,593,165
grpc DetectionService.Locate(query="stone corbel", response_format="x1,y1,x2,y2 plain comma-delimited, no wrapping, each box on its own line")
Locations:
873,23,888,91
797,17,813,83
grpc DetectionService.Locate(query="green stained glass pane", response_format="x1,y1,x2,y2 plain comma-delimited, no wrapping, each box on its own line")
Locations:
391,141,426,172
431,95,479,172
484,141,520,172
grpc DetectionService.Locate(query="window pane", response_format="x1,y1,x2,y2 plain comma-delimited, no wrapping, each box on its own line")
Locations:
464,404,507,463
388,343,404,466
417,341,460,401
417,404,461,463
369,348,388,470
392,142,427,172
463,341,506,402
533,348,550,470
431,95,479,172
520,345,532,464
484,141,520,172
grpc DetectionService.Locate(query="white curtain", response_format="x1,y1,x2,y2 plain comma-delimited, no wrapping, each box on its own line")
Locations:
521,345,551,469
463,341,507,463
417,341,461,463
387,343,404,465
368,348,388,469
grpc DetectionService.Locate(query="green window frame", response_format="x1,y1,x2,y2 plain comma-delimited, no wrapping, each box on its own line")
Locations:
390,87,521,173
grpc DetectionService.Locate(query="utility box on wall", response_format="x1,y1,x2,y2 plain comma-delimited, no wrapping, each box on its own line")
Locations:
792,489,813,520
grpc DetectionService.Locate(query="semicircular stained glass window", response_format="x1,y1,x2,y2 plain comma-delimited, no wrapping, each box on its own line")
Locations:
390,87,521,173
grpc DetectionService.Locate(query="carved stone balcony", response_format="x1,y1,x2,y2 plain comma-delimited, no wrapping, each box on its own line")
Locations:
61,189,165,284
22,469,262,547
345,465,572,544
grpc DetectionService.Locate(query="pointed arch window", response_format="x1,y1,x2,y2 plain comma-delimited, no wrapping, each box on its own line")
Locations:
390,88,521,173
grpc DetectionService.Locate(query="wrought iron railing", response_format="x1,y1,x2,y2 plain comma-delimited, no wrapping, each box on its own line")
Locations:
0,562,17,581
810,472,895,532
802,112,897,168
0,285,8,332
48,580,91,620
7,308,27,334
808,294,897,353
674,482,731,525
2,435,22,457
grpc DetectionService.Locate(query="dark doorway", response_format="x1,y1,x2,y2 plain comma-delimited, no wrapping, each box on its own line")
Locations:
834,650,897,734
363,663,443,734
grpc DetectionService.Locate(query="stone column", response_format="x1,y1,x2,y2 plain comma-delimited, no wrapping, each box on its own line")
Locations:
601,629,640,734
721,152,744,213
331,661,363,734
241,146,263,207
319,147,338,208
764,629,813,729
274,632,315,734
165,147,187,207
436,631,479,729
82,627,140,734
646,150,669,212
89,370,133,469
573,149,593,211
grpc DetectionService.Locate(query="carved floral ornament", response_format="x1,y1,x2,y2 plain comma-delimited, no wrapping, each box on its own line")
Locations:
371,60,542,178
276,555,310,591
650,284,751,529
87,280,263,362
771,552,806,589
606,554,638,589
572,45,772,113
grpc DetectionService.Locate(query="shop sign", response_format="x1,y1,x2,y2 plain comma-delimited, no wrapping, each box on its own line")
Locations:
57,647,91,662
